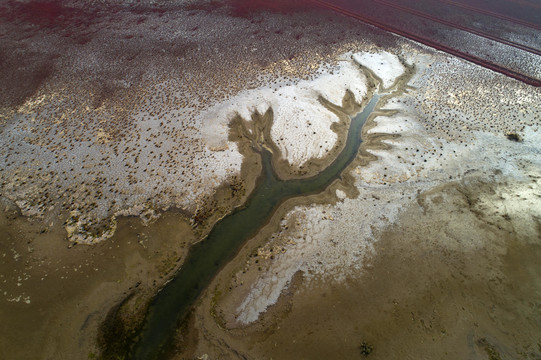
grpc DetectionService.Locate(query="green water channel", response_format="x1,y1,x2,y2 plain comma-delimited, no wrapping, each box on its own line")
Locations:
130,93,380,359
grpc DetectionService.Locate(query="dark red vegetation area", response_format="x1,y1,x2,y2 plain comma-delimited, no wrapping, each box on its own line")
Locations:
211,0,541,85
0,0,539,90
444,0,541,28
0,1,98,32
226,0,319,17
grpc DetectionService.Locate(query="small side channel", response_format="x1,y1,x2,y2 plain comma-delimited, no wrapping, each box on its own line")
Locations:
129,93,381,360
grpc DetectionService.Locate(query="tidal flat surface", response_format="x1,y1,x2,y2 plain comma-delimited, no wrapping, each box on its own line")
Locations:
0,1,540,360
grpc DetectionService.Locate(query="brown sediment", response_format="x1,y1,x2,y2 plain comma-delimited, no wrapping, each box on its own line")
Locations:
186,177,541,360
354,62,416,167
0,204,196,359
269,71,378,181
189,168,260,240
0,121,264,359
226,72,365,185
95,156,264,359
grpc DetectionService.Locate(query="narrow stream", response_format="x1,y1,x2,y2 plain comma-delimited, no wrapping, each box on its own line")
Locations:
130,93,381,360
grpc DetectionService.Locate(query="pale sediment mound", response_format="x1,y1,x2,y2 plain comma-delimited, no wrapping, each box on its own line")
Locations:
201,53,369,169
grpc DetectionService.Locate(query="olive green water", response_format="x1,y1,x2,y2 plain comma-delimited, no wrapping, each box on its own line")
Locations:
130,94,380,359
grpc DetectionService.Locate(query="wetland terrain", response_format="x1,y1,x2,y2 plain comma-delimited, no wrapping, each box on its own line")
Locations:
1,1,540,359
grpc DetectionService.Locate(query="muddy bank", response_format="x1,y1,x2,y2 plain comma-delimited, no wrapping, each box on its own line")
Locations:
267,87,370,181
95,161,262,359
182,176,541,359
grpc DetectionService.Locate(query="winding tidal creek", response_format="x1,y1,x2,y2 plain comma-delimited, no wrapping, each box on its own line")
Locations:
129,93,381,360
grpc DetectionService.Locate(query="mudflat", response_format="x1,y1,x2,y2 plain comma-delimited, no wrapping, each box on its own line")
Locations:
185,178,541,359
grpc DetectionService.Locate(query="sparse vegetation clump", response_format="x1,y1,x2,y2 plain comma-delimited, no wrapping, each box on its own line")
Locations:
359,341,373,356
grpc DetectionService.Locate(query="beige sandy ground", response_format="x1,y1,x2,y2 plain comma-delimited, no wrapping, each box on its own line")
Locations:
3,154,538,360
179,176,541,360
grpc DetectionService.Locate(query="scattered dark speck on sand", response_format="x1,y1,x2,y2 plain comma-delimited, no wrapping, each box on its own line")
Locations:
505,133,522,142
